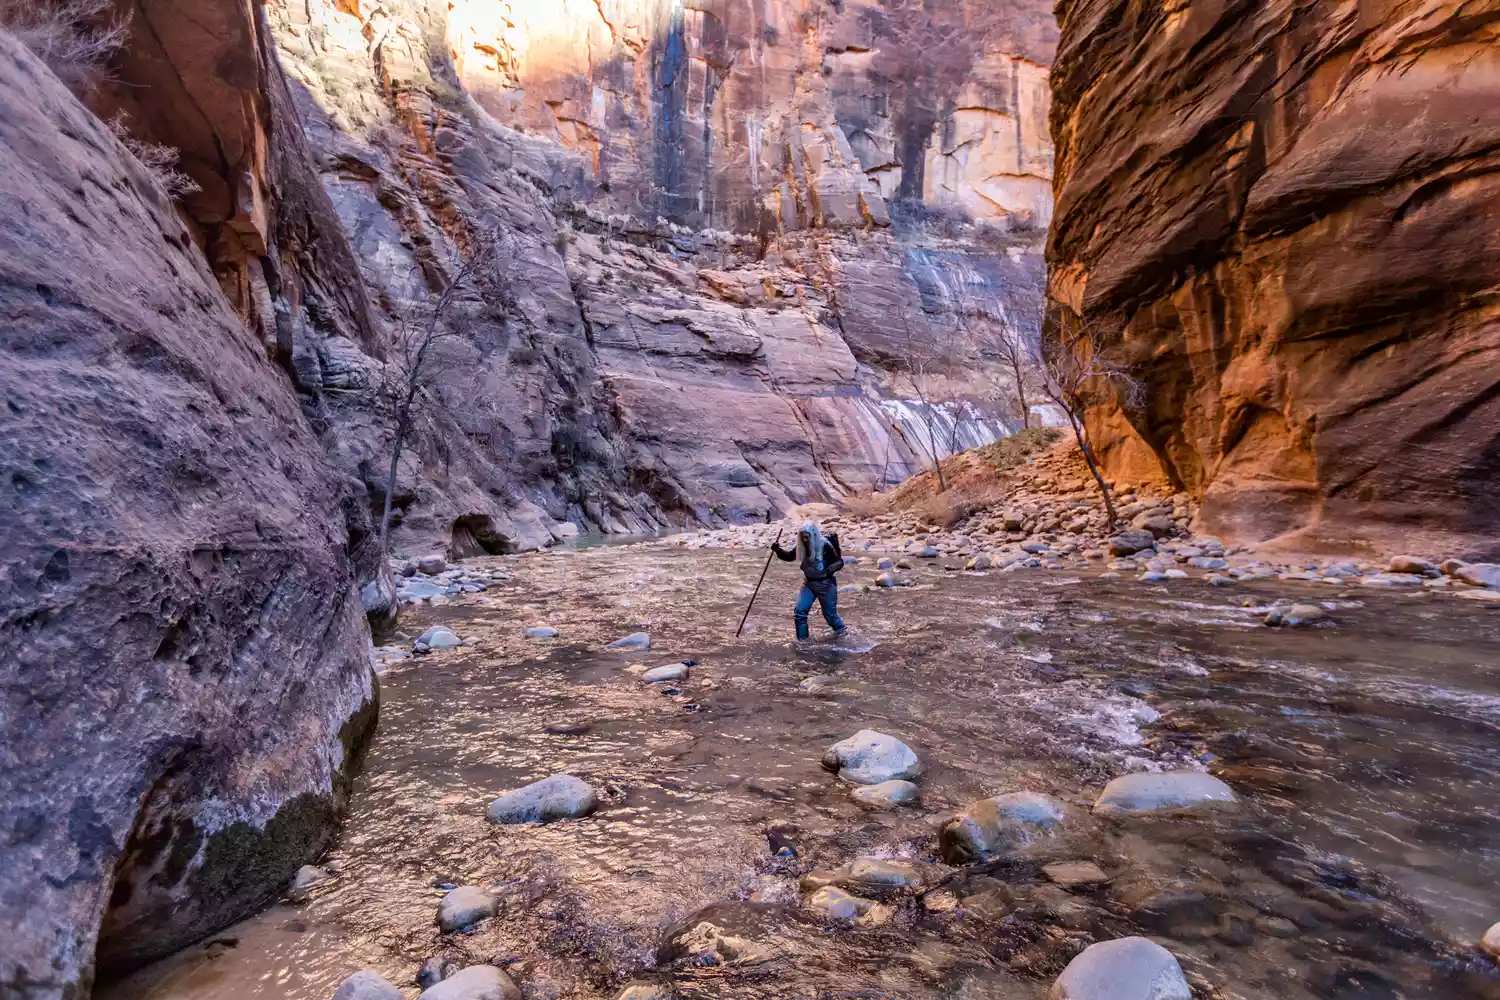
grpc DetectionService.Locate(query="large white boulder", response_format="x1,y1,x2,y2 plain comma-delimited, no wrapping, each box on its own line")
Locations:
1049,937,1192,1000
821,729,921,785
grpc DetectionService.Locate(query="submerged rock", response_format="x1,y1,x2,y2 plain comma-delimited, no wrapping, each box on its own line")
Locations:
1094,771,1238,818
486,775,598,824
822,730,921,785
805,886,892,926
332,971,404,1000
418,957,458,990
607,632,652,650
799,674,838,692
436,885,498,933
614,985,671,1000
850,779,920,809
940,791,1067,863
1043,860,1110,888
1265,603,1327,627
416,965,522,1000
840,858,923,893
1049,936,1191,1000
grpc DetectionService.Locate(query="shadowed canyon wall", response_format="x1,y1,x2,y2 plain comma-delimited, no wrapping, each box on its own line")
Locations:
1046,0,1500,556
0,31,375,999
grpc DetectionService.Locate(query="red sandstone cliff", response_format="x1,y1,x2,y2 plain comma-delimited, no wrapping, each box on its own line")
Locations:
1046,0,1500,556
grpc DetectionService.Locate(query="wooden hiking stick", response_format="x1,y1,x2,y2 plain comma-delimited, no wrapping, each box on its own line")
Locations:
736,527,782,637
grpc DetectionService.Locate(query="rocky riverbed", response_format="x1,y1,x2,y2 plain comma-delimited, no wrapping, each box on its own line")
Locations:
101,538,1500,1000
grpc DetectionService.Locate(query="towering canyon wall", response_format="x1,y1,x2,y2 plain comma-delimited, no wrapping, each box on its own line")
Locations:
0,31,375,999
248,0,1057,550
1047,0,1500,555
0,0,1058,994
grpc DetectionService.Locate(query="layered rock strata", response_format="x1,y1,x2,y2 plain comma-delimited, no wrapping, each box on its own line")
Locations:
1047,0,1500,555
0,33,375,998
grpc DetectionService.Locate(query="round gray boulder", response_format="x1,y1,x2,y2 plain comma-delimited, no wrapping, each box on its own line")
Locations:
486,774,598,824
436,885,498,933
416,965,522,1000
525,626,559,639
332,971,404,1000
940,791,1067,863
821,729,921,785
1048,936,1191,1000
1094,770,1238,818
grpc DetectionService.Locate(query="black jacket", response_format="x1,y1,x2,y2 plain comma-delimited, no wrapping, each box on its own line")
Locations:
773,535,844,582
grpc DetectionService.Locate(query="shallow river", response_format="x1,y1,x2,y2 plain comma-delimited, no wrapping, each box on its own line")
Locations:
102,544,1500,1000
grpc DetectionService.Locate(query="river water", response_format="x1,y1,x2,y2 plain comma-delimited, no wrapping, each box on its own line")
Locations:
101,544,1500,1000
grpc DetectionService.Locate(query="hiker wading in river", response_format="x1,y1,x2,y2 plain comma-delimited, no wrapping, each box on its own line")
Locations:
771,521,847,640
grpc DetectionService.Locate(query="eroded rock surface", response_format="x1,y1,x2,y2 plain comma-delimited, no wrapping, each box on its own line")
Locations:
0,34,375,996
1047,0,1500,556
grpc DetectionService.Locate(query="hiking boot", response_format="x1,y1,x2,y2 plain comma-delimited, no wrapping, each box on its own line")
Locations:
833,628,850,639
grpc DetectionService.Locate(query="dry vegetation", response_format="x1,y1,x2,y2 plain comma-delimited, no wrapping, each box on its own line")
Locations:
0,0,127,91
842,427,1064,529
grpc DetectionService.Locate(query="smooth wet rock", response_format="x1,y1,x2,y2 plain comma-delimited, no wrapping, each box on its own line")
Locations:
1049,936,1191,1000
414,626,462,652
851,779,920,809
416,555,449,575
437,885,499,933
1043,860,1110,887
525,626,559,639
416,965,521,1000
966,554,994,571
1481,921,1500,958
1094,771,1238,818
805,886,892,926
332,972,404,1000
822,730,921,785
486,775,598,824
642,662,689,683
1457,563,1500,588
876,557,895,570
1187,556,1227,570
799,674,838,692
940,791,1067,863
607,632,652,650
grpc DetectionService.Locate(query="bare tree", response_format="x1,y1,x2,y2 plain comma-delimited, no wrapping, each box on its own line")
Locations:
376,232,504,554
892,317,978,492
952,278,1044,433
1039,313,1143,528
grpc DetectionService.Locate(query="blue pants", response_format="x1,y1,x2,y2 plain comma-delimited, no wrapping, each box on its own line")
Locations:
795,578,845,640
